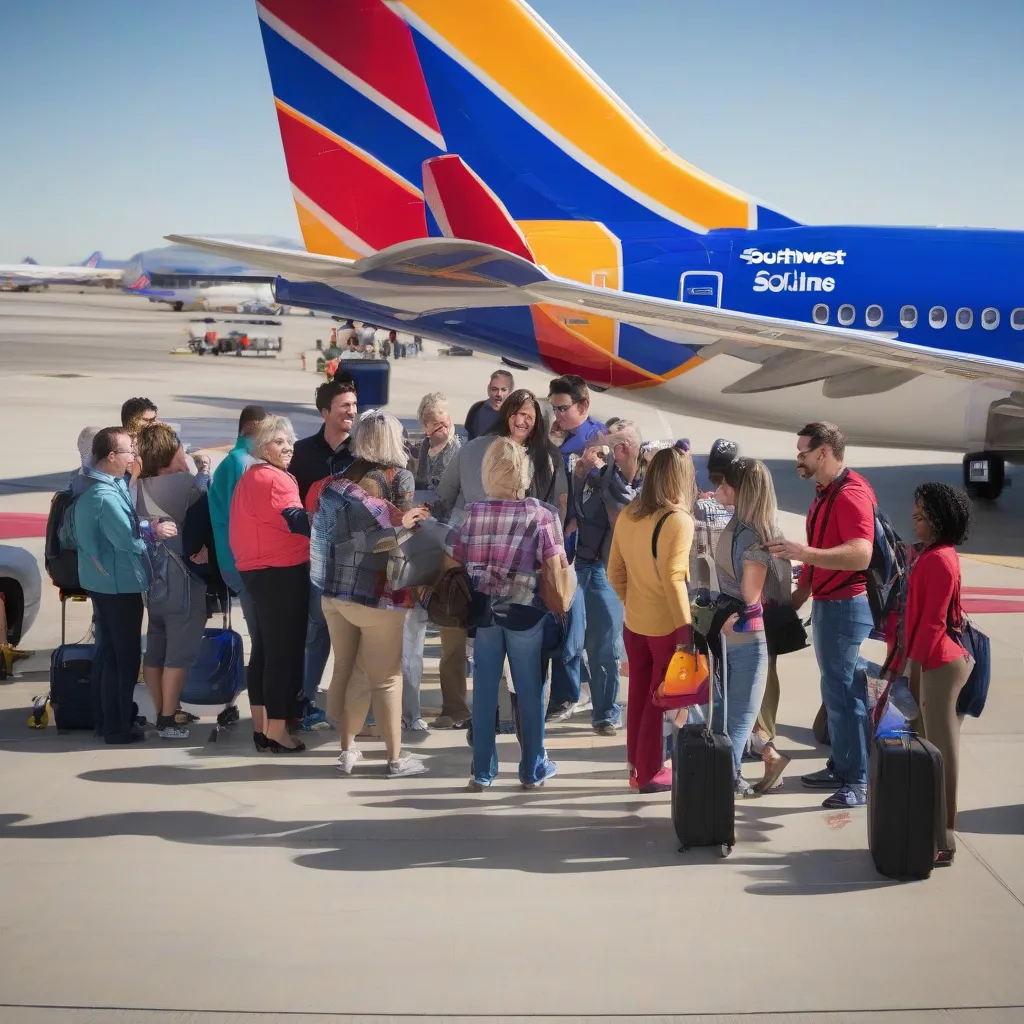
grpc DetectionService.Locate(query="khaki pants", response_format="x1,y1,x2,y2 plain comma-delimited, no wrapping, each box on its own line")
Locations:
914,656,973,842
756,656,780,741
322,597,407,760
439,626,471,721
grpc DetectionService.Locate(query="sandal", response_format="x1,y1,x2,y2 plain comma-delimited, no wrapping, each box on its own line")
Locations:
753,745,790,794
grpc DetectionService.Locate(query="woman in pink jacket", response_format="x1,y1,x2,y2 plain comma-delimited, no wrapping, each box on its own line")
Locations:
230,416,311,754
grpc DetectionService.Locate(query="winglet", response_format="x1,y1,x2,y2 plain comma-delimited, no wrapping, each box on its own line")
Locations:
421,154,535,262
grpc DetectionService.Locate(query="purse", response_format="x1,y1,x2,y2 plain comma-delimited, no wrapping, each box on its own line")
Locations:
653,644,711,710
387,517,449,590
540,557,577,616
763,602,808,657
946,590,990,718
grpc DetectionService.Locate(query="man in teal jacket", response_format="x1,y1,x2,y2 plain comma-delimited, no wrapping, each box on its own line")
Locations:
75,426,176,744
207,405,266,634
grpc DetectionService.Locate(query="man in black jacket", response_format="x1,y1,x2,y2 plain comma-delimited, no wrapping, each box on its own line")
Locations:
463,370,514,440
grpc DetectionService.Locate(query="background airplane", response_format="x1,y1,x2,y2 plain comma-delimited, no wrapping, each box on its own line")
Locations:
176,0,1024,500
0,250,124,290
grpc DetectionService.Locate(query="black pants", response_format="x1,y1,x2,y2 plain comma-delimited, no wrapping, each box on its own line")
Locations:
240,563,310,720
90,592,144,740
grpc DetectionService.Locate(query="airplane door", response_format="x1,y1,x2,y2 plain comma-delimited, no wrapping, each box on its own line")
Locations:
680,270,723,307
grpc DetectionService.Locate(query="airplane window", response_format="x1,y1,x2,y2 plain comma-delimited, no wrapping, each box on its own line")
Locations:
899,305,918,328
865,304,883,327
812,303,829,324
838,304,855,326
982,307,999,330
929,306,947,328
956,307,973,329
1011,308,1024,330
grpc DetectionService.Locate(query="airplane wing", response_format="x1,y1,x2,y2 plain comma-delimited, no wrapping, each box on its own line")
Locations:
166,235,1024,394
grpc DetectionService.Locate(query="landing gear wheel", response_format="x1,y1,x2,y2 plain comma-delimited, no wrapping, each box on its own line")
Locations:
172,301,183,312
963,452,1005,501
719,844,733,858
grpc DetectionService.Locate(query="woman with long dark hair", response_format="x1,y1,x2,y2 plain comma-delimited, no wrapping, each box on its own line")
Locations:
895,482,974,865
435,389,566,519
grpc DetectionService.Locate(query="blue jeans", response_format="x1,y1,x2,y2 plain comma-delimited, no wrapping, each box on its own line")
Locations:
302,582,331,705
548,583,586,706
812,595,874,789
471,615,549,785
711,637,769,778
575,561,622,726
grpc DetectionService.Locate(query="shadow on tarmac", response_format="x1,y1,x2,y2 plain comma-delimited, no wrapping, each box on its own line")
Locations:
0,805,893,889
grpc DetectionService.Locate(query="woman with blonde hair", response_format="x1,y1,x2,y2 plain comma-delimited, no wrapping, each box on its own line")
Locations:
230,415,311,753
712,457,789,795
447,437,572,790
608,446,696,793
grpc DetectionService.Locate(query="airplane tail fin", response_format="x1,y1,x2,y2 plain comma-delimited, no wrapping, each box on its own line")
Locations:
22,257,37,265
256,0,444,257
82,251,102,267
125,272,151,292
396,0,799,234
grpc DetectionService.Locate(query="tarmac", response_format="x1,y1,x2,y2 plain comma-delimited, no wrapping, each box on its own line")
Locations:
0,291,1022,1023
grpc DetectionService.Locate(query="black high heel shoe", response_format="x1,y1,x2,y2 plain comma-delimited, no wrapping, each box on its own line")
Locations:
254,731,270,752
266,738,306,754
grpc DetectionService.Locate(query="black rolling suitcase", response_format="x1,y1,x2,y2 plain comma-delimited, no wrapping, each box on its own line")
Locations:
868,731,946,880
50,595,95,731
672,632,735,857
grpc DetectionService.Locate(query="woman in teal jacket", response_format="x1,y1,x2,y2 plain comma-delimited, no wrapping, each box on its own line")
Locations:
74,427,175,743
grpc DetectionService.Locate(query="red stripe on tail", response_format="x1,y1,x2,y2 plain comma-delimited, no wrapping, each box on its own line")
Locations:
260,0,440,136
277,107,426,251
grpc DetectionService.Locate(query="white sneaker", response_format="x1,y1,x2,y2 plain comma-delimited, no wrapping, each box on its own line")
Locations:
406,718,429,732
336,748,363,775
157,724,189,740
386,753,427,777
576,686,593,715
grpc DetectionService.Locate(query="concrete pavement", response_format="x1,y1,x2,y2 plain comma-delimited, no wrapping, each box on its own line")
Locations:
0,292,1022,1021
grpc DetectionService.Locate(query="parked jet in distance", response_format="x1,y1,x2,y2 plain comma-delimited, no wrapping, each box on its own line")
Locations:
0,251,124,290
125,274,281,314
174,0,1024,499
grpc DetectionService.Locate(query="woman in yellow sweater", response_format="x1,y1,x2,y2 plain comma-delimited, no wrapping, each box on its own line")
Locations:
608,447,696,793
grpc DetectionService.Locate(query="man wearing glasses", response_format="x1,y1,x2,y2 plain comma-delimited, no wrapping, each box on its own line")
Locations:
74,427,177,744
767,421,876,810
544,375,607,723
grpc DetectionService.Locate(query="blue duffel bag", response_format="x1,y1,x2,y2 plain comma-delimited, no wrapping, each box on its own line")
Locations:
952,618,991,719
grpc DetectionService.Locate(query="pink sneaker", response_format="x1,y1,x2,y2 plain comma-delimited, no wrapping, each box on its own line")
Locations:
639,766,673,794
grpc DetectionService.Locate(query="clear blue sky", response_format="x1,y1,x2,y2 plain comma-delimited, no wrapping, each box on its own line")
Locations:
3,0,1023,262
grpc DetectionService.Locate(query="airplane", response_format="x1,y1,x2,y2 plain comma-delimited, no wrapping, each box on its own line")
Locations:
171,0,1024,501
0,251,124,290
124,274,282,314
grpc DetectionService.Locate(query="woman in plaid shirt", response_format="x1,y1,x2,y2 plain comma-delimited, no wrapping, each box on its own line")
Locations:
448,438,572,790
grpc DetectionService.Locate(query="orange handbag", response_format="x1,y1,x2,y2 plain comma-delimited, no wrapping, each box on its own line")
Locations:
653,647,711,710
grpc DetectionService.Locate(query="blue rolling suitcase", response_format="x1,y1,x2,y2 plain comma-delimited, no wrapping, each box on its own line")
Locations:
180,602,245,741
49,596,95,731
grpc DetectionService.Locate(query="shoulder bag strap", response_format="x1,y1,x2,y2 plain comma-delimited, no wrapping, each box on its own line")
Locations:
805,471,850,592
651,510,675,562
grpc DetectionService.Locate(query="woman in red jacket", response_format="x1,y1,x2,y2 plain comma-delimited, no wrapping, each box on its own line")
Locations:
230,416,311,754
901,482,974,864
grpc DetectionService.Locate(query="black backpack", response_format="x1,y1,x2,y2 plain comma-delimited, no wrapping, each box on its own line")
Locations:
44,488,85,595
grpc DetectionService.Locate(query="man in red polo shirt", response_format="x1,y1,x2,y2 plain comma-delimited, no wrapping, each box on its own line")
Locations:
768,422,875,809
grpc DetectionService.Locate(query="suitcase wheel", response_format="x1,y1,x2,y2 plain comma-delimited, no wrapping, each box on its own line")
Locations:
208,727,219,743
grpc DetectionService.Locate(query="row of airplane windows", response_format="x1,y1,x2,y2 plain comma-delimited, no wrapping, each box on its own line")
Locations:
812,304,1024,331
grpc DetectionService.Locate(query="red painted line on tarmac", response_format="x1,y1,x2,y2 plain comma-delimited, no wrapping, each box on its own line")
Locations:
962,598,1024,614
0,512,48,540
962,586,1024,597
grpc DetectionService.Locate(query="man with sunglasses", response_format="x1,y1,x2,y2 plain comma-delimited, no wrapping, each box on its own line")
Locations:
767,421,876,809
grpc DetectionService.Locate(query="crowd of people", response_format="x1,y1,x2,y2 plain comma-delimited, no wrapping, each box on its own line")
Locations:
65,370,978,851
